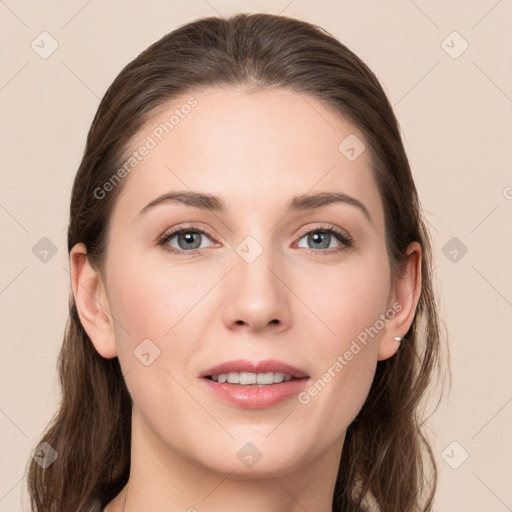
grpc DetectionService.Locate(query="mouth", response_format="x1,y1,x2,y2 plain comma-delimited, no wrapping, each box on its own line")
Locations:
199,359,310,408
205,371,305,386
199,358,309,382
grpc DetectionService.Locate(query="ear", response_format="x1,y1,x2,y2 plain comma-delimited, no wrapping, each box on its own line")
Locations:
377,241,422,361
69,243,118,359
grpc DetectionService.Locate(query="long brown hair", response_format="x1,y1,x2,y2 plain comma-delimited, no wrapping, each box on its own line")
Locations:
25,13,448,511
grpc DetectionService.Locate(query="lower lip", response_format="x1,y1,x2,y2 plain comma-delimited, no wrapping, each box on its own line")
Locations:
200,377,310,409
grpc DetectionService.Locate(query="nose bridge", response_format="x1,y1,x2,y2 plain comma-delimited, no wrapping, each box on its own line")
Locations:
234,231,281,300
223,229,291,330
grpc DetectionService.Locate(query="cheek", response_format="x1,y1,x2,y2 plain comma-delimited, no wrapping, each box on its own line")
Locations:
107,255,203,341
106,264,202,432
293,252,389,411
317,348,377,438
293,253,391,346
107,259,212,400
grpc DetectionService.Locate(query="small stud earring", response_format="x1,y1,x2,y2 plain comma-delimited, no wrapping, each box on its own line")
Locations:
393,336,402,342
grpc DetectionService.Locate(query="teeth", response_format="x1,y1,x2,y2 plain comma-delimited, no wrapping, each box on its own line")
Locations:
210,371,295,385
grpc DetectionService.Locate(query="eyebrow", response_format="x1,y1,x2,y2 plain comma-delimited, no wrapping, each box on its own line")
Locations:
137,190,373,224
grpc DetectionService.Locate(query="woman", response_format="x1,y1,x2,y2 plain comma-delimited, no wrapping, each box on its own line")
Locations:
26,12,446,512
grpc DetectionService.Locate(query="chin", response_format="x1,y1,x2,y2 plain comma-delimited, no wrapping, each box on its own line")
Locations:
195,440,309,479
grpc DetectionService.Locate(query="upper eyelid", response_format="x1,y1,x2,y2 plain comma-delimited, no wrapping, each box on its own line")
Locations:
159,224,217,243
295,223,351,240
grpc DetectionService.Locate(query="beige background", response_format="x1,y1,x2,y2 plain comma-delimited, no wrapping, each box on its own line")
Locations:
1,0,511,510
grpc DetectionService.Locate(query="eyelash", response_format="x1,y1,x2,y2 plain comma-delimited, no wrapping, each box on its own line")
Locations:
157,223,353,257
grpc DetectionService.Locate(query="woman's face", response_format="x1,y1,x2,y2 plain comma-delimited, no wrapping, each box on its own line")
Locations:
78,87,415,478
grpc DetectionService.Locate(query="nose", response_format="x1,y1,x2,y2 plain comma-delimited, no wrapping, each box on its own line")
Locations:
222,243,292,334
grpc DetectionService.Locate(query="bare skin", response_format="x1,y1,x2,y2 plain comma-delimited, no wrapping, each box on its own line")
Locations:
70,87,421,512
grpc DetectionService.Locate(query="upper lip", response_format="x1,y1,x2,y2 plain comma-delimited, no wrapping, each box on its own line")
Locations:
200,359,309,379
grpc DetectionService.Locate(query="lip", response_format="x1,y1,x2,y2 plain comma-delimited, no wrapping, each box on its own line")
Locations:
199,359,310,409
199,359,309,379
201,378,309,409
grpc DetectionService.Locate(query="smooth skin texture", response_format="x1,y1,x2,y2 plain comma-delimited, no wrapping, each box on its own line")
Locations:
70,87,421,512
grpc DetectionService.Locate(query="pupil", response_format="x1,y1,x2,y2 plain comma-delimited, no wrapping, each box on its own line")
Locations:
180,232,201,249
310,232,329,249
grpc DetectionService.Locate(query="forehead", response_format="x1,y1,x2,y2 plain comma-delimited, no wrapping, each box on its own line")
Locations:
112,87,384,229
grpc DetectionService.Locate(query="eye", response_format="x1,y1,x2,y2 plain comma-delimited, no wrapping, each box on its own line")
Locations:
295,224,353,255
158,224,217,256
